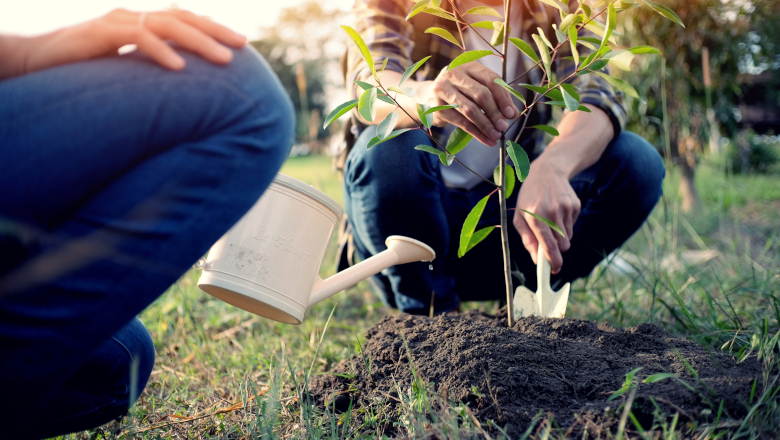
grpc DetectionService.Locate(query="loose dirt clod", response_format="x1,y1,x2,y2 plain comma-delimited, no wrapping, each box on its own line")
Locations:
309,310,761,437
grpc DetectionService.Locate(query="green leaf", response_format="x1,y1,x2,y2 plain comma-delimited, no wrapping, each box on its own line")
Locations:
532,35,552,80
560,83,580,101
637,0,685,27
425,27,461,47
591,70,642,101
463,227,494,255
430,0,441,7
416,103,433,128
561,86,579,112
517,83,562,101
509,38,539,63
439,153,455,166
377,94,396,105
399,56,431,86
420,7,460,22
387,85,416,97
519,209,566,238
581,3,591,18
536,27,554,49
628,45,661,55
624,367,644,387
465,6,502,17
323,99,359,128
584,21,617,45
354,80,374,90
379,58,389,77
459,195,491,258
538,0,568,13
644,373,677,384
367,128,413,149
559,13,579,32
530,124,559,136
599,3,616,51
358,87,378,122
471,20,500,29
552,24,567,44
569,26,579,67
576,104,592,112
494,79,526,105
490,22,509,47
448,50,494,71
376,111,399,140
406,0,430,20
493,165,516,199
341,25,376,79
506,140,530,182
446,127,472,155
541,101,592,112
415,144,443,156
606,387,628,402
421,104,459,117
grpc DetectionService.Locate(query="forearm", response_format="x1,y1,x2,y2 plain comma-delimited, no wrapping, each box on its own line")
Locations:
353,70,433,128
0,34,34,80
532,104,615,179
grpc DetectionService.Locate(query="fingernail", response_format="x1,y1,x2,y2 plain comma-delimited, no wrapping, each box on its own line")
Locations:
496,119,508,131
490,129,500,139
503,106,514,118
219,46,233,59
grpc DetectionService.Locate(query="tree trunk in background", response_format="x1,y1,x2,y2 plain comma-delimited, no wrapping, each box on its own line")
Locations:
677,136,700,212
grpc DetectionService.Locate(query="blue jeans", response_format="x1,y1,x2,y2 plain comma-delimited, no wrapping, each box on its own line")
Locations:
0,46,294,437
343,129,664,315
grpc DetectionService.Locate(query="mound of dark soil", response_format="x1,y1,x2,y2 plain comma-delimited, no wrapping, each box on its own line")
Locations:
309,310,761,437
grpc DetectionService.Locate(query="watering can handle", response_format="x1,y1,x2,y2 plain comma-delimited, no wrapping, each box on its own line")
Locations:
536,245,551,290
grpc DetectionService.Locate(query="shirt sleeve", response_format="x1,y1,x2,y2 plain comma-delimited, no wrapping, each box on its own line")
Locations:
345,0,415,100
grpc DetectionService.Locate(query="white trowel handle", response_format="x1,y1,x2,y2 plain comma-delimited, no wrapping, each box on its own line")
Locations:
536,245,551,290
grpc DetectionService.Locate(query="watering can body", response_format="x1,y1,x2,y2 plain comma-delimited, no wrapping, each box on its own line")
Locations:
197,174,434,325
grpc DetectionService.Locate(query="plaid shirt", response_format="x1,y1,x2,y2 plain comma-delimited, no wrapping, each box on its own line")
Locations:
345,0,627,152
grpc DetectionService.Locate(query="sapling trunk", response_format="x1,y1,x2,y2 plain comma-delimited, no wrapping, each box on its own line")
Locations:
500,0,514,327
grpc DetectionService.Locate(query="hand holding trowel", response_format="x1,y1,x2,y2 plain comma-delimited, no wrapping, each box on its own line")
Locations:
513,245,570,318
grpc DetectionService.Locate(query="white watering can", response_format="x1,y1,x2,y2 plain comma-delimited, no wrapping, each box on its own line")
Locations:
197,173,435,325
512,246,570,318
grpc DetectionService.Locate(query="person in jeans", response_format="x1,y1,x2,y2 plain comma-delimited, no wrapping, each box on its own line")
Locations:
0,9,294,437
341,0,665,314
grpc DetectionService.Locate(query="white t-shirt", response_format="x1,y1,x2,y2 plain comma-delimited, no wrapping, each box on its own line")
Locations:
439,2,528,190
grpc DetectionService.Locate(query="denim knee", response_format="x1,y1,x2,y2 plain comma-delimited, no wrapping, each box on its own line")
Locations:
604,131,665,213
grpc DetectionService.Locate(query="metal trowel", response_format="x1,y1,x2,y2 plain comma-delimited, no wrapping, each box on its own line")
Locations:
513,246,570,318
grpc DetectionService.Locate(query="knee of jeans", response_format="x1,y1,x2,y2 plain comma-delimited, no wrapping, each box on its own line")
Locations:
117,318,156,403
609,131,665,212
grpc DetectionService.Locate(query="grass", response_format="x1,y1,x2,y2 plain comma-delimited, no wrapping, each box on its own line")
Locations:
54,154,779,439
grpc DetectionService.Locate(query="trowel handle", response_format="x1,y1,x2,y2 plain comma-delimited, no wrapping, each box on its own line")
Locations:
536,245,551,290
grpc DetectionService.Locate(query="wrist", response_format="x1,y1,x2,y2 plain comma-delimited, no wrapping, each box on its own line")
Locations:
532,145,577,179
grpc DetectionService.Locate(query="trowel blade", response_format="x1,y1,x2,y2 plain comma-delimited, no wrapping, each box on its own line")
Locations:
547,282,571,318
513,285,537,317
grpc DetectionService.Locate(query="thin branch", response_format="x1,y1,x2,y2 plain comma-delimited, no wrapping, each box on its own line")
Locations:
500,0,515,328
447,0,504,57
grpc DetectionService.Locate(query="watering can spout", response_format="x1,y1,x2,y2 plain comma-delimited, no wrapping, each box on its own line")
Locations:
308,236,436,307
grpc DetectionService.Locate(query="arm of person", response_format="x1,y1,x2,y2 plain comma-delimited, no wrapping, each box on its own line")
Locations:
512,104,614,273
0,8,246,81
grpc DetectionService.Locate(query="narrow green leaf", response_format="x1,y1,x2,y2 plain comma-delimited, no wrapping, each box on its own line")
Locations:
430,0,441,7
591,70,642,101
493,165,516,199
537,27,554,49
464,227,494,255
465,6,502,17
421,104,459,117
644,373,676,384
367,128,413,149
559,13,579,32
406,0,430,20
415,144,443,156
540,101,592,112
627,45,661,55
399,56,431,86
354,80,374,90
377,94,396,105
416,103,433,128
358,87,378,122
446,127,472,155
448,50,494,71
530,124,559,136
341,25,376,78
387,85,416,97
471,20,500,29
569,26,579,67
323,99,358,128
599,3,616,51
581,3,591,18
579,36,601,45
376,111,399,140
439,153,455,166
420,7,460,22
459,195,491,258
553,24,567,44
425,27,461,47
519,209,566,238
538,0,567,13
490,22,509,47
506,140,530,182
561,87,579,112
509,38,539,63
560,83,580,101
624,367,644,387
494,79,526,105
584,21,617,44
532,35,552,80
637,0,685,27
577,104,592,112
379,58,389,77
606,387,628,402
